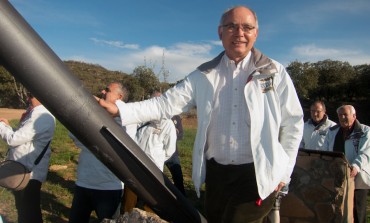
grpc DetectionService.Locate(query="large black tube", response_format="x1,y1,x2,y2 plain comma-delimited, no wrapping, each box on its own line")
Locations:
0,1,206,222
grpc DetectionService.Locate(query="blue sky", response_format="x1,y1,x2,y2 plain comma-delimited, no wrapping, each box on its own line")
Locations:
9,0,370,83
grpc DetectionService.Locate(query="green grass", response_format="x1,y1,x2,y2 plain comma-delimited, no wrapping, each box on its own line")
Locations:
0,120,205,223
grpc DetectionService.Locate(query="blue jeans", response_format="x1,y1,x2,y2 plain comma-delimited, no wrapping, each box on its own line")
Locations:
68,185,122,223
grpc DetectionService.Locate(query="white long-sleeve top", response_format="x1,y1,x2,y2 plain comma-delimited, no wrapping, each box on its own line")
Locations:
70,117,137,190
0,105,56,182
136,120,177,171
116,48,303,199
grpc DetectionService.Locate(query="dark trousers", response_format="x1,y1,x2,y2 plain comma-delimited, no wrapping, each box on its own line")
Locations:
205,159,276,223
354,189,368,223
68,185,122,223
165,154,186,196
13,179,43,223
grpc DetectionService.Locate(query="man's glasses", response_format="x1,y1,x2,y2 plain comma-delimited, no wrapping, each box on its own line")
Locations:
222,23,256,34
310,110,323,114
104,87,111,93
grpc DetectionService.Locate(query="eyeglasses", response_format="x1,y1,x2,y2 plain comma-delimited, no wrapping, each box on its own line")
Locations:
222,23,256,34
104,87,111,93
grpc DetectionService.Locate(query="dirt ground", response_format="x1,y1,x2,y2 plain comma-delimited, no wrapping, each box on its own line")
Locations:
0,108,25,120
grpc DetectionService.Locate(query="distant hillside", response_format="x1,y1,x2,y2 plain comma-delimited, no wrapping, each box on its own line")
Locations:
64,61,171,102
0,61,132,107
64,60,130,95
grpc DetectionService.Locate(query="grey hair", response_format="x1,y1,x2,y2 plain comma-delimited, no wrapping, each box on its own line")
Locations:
219,6,259,28
111,82,129,102
336,105,356,115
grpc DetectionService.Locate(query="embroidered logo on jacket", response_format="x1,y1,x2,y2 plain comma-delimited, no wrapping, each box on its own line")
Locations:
259,76,274,93
350,131,364,154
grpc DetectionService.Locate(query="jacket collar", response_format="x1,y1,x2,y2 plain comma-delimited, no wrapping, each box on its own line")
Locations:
331,119,365,140
308,114,328,130
197,48,277,76
197,51,224,74
348,119,364,140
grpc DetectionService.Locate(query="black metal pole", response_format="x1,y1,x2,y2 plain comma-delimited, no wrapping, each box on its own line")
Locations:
0,1,206,222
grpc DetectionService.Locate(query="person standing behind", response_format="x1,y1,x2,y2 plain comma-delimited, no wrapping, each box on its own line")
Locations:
323,105,370,223
68,82,136,223
268,102,334,222
135,91,177,171
300,100,336,150
98,6,303,222
121,91,177,213
0,93,56,223
165,115,186,196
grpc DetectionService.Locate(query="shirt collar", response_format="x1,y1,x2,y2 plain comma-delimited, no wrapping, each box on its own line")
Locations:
223,51,252,71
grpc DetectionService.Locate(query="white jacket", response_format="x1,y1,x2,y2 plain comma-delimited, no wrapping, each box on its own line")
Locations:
300,116,336,150
116,48,303,199
136,120,177,171
324,120,370,189
0,105,55,182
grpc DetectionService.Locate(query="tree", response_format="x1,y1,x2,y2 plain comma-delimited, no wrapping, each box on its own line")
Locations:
313,60,356,101
353,64,370,100
287,61,319,100
132,65,160,99
0,66,27,108
121,75,145,102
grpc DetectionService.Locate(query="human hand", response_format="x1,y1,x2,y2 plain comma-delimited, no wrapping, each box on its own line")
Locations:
274,182,285,192
0,117,10,126
350,166,359,177
94,96,119,117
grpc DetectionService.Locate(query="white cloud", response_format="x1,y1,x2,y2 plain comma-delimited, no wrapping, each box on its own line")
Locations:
90,38,139,50
292,44,343,57
67,41,217,83
291,44,370,65
168,43,213,56
208,40,223,47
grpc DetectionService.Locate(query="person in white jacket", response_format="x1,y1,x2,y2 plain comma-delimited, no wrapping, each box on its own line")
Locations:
122,91,177,212
0,93,55,223
300,100,336,150
135,91,177,171
97,6,303,223
68,82,137,223
323,105,370,223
